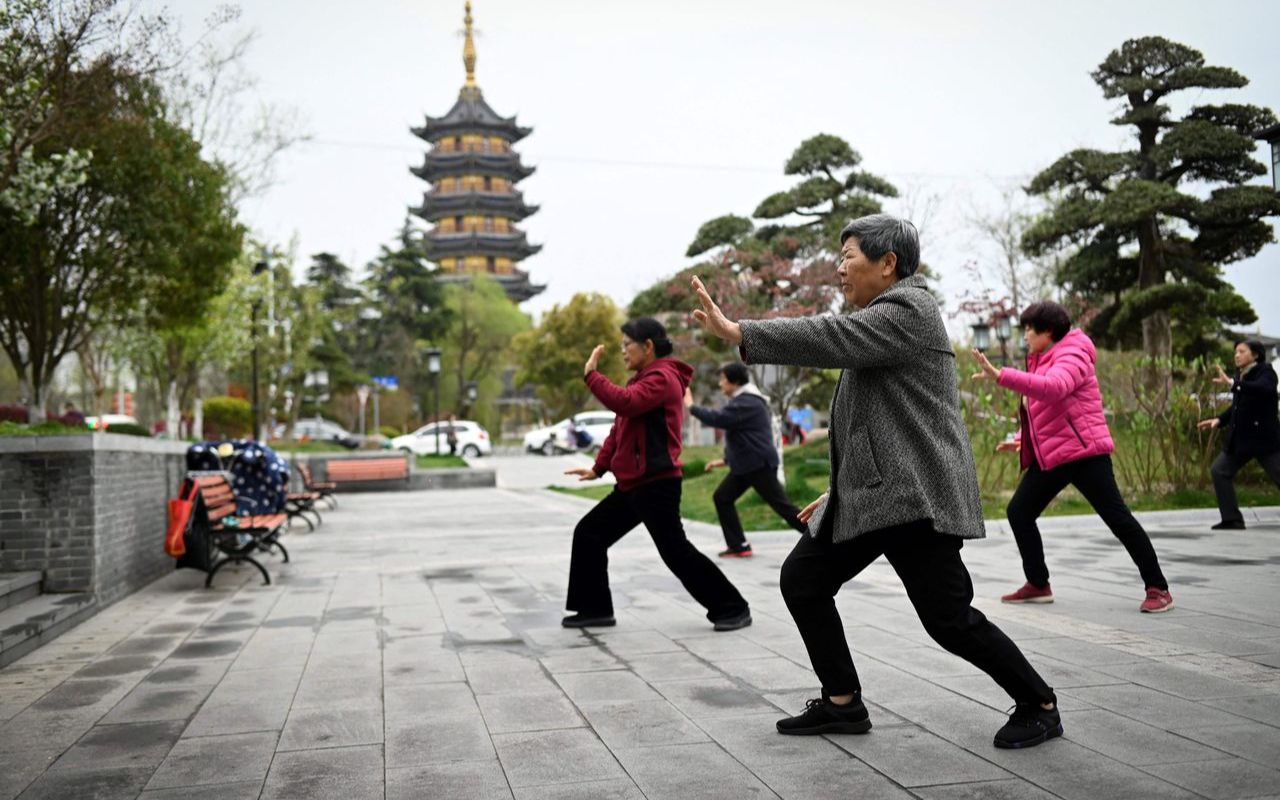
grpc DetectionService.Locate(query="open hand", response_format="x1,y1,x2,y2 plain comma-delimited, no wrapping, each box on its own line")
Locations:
704,458,725,472
1212,364,1233,386
797,492,828,524
691,277,743,345
971,349,1000,382
583,344,605,376
1197,418,1220,430
683,387,694,409
995,440,1020,453
564,467,599,481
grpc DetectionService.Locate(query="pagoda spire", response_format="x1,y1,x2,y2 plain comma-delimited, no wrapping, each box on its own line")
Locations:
462,1,477,91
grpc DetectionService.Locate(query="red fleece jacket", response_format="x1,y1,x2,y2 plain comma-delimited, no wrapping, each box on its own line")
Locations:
585,357,694,491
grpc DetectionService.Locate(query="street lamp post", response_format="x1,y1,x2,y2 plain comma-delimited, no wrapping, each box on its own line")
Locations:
250,256,270,440
1256,124,1280,193
971,321,992,354
426,347,442,454
995,313,1013,366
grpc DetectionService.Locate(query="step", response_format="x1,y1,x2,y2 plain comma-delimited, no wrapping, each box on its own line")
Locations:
0,592,98,669
0,572,42,612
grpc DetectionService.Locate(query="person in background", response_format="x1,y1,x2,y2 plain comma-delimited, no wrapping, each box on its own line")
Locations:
446,414,459,456
973,300,1173,614
684,362,806,557
1198,340,1280,530
61,402,86,428
561,317,753,632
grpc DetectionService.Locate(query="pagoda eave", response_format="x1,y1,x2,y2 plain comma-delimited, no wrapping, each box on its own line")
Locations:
435,270,545,302
411,194,538,222
410,160,536,182
423,234,542,259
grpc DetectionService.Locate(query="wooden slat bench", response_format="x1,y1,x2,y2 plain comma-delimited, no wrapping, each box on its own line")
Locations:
297,463,338,509
191,473,289,587
325,457,410,489
285,488,323,532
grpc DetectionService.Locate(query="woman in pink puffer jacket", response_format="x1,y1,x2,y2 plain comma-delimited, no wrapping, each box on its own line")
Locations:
972,301,1173,614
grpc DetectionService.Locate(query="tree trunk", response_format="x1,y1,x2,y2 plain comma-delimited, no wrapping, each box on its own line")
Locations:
20,375,46,424
1136,217,1173,396
166,379,180,440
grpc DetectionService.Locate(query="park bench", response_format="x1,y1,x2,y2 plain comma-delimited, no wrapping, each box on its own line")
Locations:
190,473,289,587
324,457,410,489
284,487,323,532
297,462,338,509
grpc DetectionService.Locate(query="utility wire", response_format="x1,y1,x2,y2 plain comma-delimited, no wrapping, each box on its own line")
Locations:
305,137,1028,182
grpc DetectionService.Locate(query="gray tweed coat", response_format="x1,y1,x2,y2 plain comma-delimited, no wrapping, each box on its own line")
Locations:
739,275,985,543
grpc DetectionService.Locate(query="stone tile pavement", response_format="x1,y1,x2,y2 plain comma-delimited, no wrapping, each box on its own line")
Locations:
1,483,1278,799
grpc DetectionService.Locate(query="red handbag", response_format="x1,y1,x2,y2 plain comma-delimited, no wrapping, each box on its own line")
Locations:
165,480,197,557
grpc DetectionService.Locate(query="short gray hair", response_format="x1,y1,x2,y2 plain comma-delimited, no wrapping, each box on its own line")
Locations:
839,214,920,279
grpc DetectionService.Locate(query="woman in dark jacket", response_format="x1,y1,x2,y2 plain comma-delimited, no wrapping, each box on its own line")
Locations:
1198,340,1280,530
560,318,752,632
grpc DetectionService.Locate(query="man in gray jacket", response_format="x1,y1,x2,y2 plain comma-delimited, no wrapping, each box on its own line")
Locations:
692,214,1060,750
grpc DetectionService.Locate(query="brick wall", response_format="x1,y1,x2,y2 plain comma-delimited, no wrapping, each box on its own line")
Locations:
0,435,186,603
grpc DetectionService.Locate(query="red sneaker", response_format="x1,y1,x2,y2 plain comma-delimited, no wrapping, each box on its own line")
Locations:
1140,588,1174,613
718,546,753,558
1001,582,1054,604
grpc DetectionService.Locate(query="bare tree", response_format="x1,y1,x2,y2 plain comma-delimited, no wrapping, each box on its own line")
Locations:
164,7,308,204
966,183,1054,313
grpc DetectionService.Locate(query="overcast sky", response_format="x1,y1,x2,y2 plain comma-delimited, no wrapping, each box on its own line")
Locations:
167,0,1280,336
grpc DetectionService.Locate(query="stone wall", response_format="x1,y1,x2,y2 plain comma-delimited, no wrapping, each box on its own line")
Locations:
0,435,187,603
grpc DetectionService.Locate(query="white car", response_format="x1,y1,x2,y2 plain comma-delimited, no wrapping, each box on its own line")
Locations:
523,411,616,456
392,420,491,457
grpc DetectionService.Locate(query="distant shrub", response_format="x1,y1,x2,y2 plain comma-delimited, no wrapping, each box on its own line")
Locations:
203,396,252,439
103,422,151,437
379,426,401,439
0,404,29,424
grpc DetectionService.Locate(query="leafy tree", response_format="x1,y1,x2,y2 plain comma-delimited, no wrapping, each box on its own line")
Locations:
748,133,899,258
304,251,363,394
513,293,625,421
0,73,242,421
360,221,451,419
1023,36,1280,363
439,275,530,427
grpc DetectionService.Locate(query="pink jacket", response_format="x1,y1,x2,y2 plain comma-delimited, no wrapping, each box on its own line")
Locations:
996,328,1114,472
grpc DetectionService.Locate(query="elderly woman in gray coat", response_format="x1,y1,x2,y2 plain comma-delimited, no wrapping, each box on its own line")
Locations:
692,214,1060,750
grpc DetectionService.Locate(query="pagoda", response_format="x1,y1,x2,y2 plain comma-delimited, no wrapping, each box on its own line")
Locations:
410,2,544,302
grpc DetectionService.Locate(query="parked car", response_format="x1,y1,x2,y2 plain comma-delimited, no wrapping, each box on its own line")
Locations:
284,417,361,449
523,411,616,456
391,420,491,457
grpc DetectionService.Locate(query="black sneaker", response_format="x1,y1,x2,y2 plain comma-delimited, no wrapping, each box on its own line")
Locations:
776,695,872,735
993,703,1063,749
1211,520,1246,530
561,613,616,629
712,609,752,632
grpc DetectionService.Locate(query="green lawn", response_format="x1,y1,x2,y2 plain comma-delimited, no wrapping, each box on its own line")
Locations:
552,437,1279,531
416,454,469,469
0,421,89,436
268,439,353,454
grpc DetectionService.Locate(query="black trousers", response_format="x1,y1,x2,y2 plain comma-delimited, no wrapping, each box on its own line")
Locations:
780,520,1054,705
1211,449,1280,524
713,466,807,549
1006,454,1167,590
566,478,749,622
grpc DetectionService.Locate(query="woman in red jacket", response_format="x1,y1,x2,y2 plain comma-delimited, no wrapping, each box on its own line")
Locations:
561,317,752,632
973,301,1173,613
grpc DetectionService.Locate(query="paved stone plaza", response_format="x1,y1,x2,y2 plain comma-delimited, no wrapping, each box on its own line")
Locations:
1,463,1278,799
